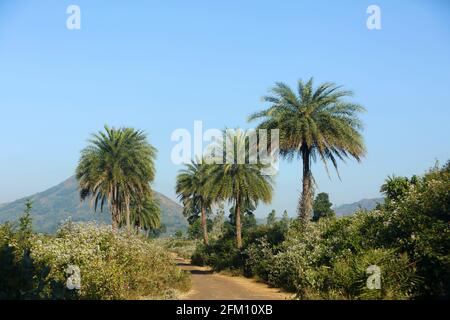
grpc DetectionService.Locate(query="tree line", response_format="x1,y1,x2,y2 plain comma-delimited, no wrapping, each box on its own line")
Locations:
176,78,365,248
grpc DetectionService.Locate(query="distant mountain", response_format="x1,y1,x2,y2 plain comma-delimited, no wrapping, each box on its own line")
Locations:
0,176,188,235
334,197,385,216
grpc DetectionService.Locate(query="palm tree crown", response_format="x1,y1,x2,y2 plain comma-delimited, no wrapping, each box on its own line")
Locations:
208,129,273,248
249,78,366,220
76,125,157,230
176,160,213,245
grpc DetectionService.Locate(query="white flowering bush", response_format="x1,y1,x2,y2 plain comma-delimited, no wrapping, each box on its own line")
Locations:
29,222,190,299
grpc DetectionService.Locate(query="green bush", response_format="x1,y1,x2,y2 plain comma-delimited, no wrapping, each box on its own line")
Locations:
191,220,289,274
0,203,73,300
268,217,418,299
192,235,243,271
377,163,450,297
244,237,275,281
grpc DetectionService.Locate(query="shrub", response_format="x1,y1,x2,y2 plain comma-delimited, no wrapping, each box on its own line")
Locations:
154,237,198,260
244,237,275,281
0,217,190,300
30,222,190,299
329,249,416,300
191,221,289,274
268,217,418,299
378,164,450,297
191,236,243,271
0,202,72,300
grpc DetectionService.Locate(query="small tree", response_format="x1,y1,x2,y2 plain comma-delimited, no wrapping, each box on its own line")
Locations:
380,175,419,202
281,210,291,229
312,193,335,221
266,210,277,226
210,203,226,241
174,230,184,238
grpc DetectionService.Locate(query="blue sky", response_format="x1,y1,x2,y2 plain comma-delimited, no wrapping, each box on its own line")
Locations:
0,1,449,217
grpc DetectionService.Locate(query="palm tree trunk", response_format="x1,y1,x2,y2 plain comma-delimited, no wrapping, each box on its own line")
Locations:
111,206,119,231
125,197,131,233
299,146,313,221
201,205,209,245
235,201,242,249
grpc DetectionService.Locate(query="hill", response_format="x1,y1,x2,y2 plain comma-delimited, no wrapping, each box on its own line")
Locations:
0,176,188,235
333,197,384,216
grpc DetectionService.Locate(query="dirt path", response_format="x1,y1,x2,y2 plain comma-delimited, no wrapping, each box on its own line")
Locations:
175,258,291,300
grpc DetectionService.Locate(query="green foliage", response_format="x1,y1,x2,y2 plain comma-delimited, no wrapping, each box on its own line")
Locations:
0,202,67,299
209,203,226,241
191,215,290,277
378,164,450,297
187,218,213,240
176,160,215,244
266,210,277,226
174,230,184,238
268,215,418,299
380,175,419,202
312,193,335,221
155,238,198,260
244,237,276,281
207,130,274,248
120,195,161,233
147,223,167,238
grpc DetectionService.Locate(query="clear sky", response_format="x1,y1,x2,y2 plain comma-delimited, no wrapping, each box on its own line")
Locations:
0,0,449,217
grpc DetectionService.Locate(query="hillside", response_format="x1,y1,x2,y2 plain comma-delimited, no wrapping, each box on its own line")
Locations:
0,176,188,234
333,197,385,216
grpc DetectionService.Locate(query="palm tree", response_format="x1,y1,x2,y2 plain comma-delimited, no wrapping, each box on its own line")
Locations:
176,160,213,245
249,78,366,221
122,195,161,235
208,129,273,248
76,125,157,231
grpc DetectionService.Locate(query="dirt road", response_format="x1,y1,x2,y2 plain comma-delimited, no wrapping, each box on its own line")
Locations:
176,258,291,300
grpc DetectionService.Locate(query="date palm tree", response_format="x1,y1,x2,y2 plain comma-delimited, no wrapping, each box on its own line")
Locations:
76,125,157,231
176,160,213,245
249,78,366,221
123,195,161,235
208,129,273,248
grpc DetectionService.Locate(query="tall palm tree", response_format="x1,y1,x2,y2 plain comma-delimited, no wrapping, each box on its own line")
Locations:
176,161,213,245
208,129,273,248
76,125,157,231
249,78,366,221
